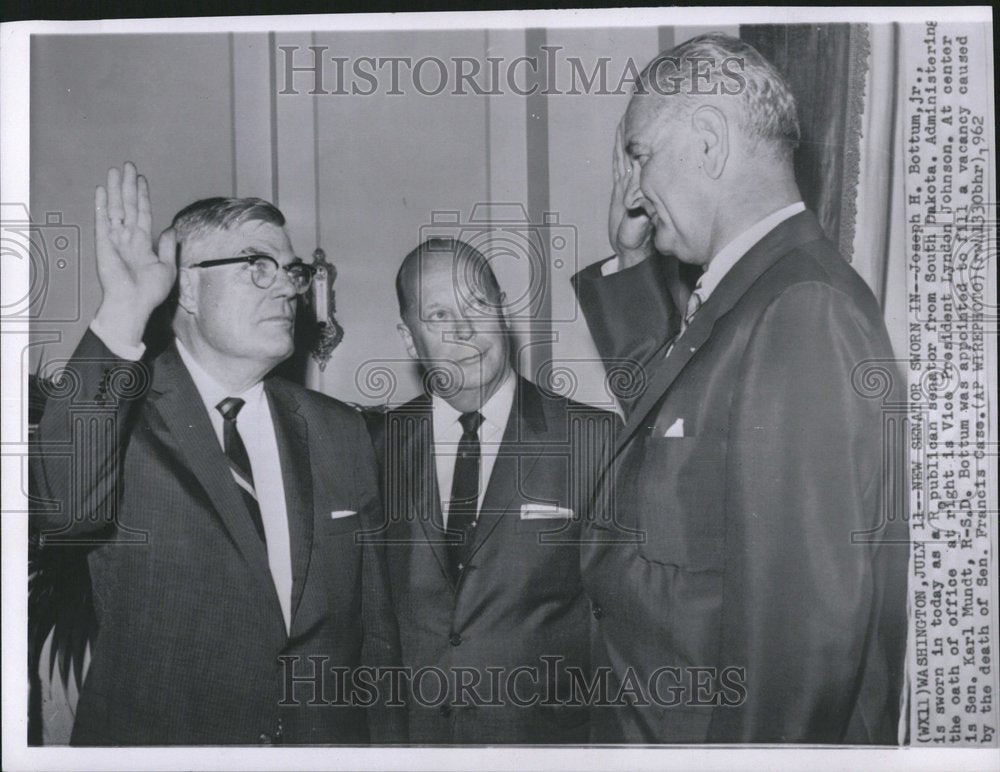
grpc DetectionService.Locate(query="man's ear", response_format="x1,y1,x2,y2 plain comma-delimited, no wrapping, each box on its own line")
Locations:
397,321,418,360
176,267,198,315
691,105,729,180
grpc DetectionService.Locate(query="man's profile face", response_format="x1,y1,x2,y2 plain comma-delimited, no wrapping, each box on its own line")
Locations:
398,253,511,408
624,96,712,265
182,219,299,368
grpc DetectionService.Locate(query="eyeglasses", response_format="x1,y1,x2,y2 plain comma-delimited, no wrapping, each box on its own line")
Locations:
187,254,316,294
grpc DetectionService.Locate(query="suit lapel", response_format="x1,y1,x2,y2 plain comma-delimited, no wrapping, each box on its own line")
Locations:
466,378,547,563
396,397,454,587
147,344,282,618
614,211,828,455
265,380,313,627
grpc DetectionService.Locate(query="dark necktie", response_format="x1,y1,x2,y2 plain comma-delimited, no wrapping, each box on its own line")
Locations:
216,397,267,547
446,410,484,582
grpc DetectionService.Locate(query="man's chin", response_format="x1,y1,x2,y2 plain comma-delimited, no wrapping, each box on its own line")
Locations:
653,232,674,257
262,337,295,364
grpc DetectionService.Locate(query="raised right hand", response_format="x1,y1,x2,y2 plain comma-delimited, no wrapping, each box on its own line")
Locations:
93,162,177,346
608,120,655,269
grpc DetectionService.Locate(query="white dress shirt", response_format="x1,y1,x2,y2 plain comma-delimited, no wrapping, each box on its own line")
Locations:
89,320,294,633
174,340,293,633
431,369,516,529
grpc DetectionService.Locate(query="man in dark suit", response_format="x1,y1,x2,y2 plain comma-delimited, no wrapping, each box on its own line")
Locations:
573,34,909,743
31,163,400,744
368,238,616,743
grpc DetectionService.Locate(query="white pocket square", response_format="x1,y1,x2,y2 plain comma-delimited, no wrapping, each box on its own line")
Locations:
663,418,685,438
520,505,574,520
329,510,357,520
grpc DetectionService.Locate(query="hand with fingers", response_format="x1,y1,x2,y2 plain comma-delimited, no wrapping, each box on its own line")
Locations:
93,162,177,348
608,120,655,269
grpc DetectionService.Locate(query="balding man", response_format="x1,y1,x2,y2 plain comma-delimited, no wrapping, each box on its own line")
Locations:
368,238,616,743
573,34,908,743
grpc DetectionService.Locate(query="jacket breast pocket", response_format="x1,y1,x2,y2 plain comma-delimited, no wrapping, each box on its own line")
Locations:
633,436,725,572
316,510,362,539
515,505,578,541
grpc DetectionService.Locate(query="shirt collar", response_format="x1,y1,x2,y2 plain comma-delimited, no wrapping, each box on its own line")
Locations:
175,337,266,415
431,368,516,437
695,201,806,303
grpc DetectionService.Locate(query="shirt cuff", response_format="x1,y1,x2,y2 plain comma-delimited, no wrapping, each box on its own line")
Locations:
89,319,146,361
599,256,623,277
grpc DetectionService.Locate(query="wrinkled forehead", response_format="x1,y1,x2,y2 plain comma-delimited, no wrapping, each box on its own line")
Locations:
181,219,294,264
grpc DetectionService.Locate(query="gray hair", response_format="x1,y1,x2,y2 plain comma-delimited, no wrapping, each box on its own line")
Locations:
170,197,285,259
636,32,799,158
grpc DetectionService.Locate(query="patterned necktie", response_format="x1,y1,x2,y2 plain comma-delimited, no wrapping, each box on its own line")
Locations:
665,288,704,358
446,410,484,582
216,397,267,547
680,288,703,334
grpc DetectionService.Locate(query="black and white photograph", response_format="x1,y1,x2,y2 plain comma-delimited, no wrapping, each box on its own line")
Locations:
1,6,996,771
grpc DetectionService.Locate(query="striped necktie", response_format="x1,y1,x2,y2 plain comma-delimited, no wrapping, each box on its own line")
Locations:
216,397,267,547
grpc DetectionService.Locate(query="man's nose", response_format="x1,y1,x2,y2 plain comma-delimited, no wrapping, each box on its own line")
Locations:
624,163,646,210
270,267,297,299
453,315,475,341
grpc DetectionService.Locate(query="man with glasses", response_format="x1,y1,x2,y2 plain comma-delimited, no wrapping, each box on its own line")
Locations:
31,163,401,745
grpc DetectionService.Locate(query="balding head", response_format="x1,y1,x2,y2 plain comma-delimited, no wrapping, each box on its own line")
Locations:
395,238,504,323
395,237,512,412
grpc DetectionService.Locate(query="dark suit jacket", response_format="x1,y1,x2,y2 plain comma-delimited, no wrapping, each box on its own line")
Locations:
573,211,909,744
30,330,401,745
368,377,616,744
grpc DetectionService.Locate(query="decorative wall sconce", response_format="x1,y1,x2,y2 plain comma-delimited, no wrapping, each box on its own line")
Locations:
309,246,344,371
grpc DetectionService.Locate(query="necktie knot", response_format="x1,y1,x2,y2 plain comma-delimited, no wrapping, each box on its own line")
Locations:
459,410,484,436
217,397,246,422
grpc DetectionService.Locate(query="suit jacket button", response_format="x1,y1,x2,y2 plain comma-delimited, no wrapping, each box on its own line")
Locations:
449,632,462,646
258,732,273,744
592,603,603,620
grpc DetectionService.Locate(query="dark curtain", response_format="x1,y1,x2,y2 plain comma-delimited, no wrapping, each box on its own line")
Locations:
740,24,870,262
